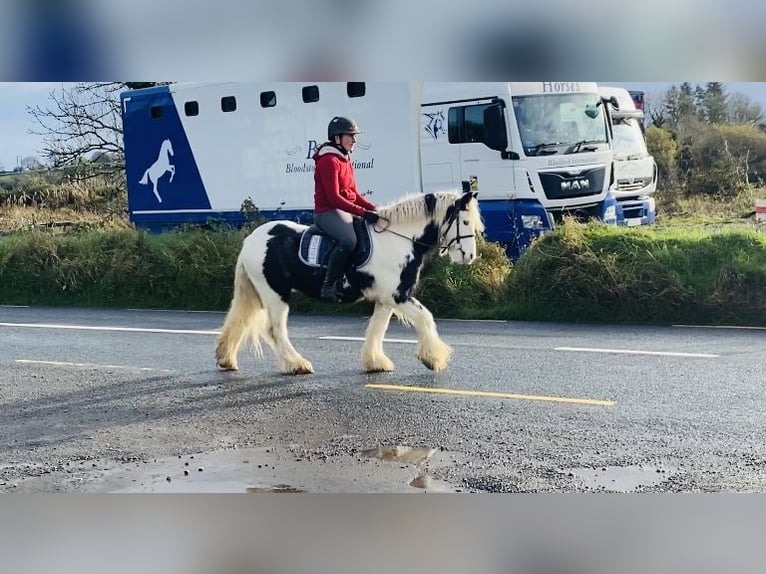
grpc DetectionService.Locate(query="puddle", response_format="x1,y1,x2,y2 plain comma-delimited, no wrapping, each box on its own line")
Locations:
97,445,461,493
247,484,304,493
360,446,437,465
565,465,674,492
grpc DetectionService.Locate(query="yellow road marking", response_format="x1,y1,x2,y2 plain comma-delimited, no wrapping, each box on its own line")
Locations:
365,384,614,407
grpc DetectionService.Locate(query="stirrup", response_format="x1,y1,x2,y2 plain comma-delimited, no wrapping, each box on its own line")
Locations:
320,283,341,301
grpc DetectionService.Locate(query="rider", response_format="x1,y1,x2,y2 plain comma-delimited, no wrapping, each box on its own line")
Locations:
313,116,380,301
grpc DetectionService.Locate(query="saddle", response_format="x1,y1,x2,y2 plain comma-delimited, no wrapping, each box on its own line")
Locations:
298,218,373,270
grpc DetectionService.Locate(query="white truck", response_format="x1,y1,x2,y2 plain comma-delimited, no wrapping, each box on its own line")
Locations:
121,82,618,259
599,85,658,226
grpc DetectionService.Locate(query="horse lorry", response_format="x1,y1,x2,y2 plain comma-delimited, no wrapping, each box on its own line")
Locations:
121,82,618,259
599,85,658,226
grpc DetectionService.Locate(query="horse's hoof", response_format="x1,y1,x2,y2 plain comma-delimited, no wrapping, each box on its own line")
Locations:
216,360,238,371
286,360,314,375
363,357,396,373
418,352,451,372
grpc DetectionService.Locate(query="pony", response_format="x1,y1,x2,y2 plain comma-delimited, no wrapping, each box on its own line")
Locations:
138,139,175,203
215,190,484,375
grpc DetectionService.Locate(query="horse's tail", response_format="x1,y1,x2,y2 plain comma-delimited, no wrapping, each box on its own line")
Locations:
138,169,149,185
216,259,267,370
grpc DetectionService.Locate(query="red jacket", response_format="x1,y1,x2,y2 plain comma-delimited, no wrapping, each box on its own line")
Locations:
313,144,376,217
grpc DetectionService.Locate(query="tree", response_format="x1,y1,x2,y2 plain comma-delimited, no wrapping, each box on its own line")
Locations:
662,85,683,128
694,85,707,121
27,82,171,185
727,92,764,125
645,91,666,128
678,82,697,120
645,126,678,187
702,82,728,124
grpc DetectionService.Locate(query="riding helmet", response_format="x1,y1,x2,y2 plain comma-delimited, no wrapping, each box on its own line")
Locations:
328,116,361,140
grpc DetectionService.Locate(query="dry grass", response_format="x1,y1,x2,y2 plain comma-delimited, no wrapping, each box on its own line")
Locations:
0,206,130,234
655,185,766,225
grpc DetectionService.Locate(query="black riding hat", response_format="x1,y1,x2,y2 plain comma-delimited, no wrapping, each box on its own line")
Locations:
328,116,361,140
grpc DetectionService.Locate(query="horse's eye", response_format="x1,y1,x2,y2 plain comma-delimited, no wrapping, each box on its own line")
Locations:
463,220,469,225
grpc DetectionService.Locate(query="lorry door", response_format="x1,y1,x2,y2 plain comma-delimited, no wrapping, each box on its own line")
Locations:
448,99,516,199
420,102,462,193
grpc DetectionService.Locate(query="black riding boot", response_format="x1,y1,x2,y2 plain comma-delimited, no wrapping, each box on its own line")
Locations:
320,246,350,301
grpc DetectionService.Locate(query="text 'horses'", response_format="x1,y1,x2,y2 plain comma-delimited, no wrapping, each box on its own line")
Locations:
216,190,483,375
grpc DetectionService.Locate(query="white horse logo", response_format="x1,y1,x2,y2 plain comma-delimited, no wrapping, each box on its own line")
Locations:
138,139,175,203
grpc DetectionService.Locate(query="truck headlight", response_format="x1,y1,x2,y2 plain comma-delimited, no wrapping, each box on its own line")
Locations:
604,205,617,221
521,215,546,230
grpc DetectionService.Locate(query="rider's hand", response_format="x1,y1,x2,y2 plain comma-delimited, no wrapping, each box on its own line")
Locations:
363,211,380,225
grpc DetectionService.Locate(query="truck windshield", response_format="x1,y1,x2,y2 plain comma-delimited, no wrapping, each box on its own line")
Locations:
513,94,608,157
611,117,648,159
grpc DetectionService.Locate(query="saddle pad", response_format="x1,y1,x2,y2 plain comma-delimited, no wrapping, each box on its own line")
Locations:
298,222,373,269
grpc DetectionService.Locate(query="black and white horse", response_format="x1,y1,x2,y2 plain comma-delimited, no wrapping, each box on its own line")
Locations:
216,190,483,375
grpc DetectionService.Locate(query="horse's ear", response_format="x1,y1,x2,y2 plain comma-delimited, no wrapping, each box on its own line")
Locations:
460,191,477,208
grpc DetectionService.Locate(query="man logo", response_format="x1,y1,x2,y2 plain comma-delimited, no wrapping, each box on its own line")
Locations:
561,178,590,192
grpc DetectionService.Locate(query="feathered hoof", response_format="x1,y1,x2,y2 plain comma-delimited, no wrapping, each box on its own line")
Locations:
216,360,239,372
362,355,396,373
283,358,314,375
418,341,452,372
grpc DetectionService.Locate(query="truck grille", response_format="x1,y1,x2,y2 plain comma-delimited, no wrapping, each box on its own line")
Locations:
616,179,646,192
540,167,605,200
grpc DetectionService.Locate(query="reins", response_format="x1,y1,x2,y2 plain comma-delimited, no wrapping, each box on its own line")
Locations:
370,203,474,255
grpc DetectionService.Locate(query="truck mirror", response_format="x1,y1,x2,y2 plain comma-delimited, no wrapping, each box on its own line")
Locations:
483,104,508,151
585,104,600,119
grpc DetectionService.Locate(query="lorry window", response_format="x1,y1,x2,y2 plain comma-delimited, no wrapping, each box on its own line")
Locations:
260,91,277,108
302,85,319,103
513,94,608,156
347,82,365,98
612,117,647,158
447,103,492,144
221,96,237,112
184,101,199,117
150,106,163,119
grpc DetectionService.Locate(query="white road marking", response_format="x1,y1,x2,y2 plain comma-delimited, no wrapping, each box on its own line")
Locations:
0,304,29,308
0,322,220,335
555,346,718,358
16,359,171,372
673,324,766,331
320,336,417,344
322,336,718,357
126,308,224,314
0,324,722,360
440,318,507,323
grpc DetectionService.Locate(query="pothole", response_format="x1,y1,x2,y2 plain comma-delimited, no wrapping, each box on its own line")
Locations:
565,465,675,491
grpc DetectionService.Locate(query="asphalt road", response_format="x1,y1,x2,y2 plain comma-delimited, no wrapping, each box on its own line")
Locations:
1,304,765,493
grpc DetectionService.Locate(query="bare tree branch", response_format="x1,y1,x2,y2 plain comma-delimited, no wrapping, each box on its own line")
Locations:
26,82,171,188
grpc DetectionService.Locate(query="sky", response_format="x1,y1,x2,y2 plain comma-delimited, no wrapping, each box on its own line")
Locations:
2,82,766,171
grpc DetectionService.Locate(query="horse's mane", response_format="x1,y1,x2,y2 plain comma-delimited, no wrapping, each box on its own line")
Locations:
377,191,484,233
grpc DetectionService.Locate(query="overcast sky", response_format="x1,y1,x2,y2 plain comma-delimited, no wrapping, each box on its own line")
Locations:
1,82,766,170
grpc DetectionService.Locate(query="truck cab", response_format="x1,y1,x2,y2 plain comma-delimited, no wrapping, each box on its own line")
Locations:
420,82,617,258
599,86,658,226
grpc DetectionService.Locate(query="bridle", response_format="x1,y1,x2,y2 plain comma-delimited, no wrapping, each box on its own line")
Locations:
372,201,475,257
437,207,475,259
